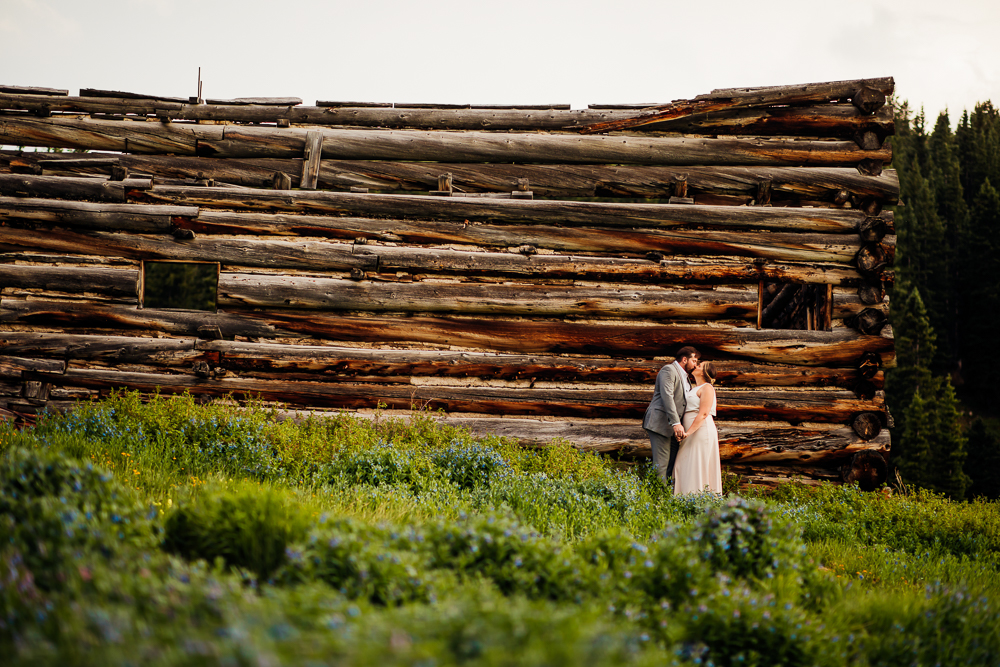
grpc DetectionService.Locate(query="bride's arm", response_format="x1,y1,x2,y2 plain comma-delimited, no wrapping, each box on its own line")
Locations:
683,385,716,439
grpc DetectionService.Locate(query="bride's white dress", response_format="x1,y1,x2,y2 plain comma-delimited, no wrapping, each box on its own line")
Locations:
674,384,722,495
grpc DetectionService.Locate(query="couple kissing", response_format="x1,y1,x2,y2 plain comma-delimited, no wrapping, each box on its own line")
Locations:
642,346,722,495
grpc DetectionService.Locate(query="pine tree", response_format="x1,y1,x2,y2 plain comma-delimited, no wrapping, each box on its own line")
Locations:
886,286,936,473
928,378,971,498
887,286,936,398
891,106,949,371
962,179,1000,406
965,419,1000,499
927,111,968,372
956,102,1000,207
897,390,934,489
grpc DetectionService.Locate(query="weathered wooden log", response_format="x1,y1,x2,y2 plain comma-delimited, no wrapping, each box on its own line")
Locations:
230,311,898,366
79,89,189,103
103,216,886,272
369,247,873,285
100,221,877,269
217,275,763,319
130,184,893,234
3,151,900,205
34,157,122,168
0,332,881,390
0,301,896,366
0,115,224,154
0,93,892,138
79,89,302,106
371,414,890,464
0,86,69,96
577,77,894,134
0,227,375,271
0,355,66,379
0,174,151,202
299,131,323,190
216,273,873,321
636,104,894,137
0,115,891,166
20,366,883,422
221,125,893,165
0,332,197,364
0,265,137,299
0,300,290,339
0,197,197,231
0,260,874,322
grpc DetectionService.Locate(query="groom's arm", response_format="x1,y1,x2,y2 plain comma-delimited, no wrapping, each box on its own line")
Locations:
658,367,684,437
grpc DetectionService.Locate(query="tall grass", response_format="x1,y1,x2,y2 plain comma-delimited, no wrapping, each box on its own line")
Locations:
2,390,999,666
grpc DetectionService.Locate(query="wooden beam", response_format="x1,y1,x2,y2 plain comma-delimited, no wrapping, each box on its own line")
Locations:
215,273,873,321
0,86,69,96
0,302,896,366
299,131,324,190
0,333,881,390
0,265,138,300
0,221,881,269
0,93,890,139
129,184,893,233
0,115,891,166
576,77,894,134
3,152,900,205
0,196,197,231
368,246,873,285
0,174,151,202
429,415,888,462
21,367,883,424
0,227,375,271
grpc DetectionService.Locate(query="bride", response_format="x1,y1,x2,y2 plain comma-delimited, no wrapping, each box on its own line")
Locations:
674,361,722,495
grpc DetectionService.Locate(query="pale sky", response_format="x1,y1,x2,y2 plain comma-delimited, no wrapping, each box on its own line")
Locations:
1,0,997,122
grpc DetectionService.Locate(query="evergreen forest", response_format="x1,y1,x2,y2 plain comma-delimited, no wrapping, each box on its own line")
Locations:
887,98,1000,500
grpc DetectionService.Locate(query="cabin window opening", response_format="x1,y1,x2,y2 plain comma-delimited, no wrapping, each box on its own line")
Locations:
141,261,219,311
757,280,832,331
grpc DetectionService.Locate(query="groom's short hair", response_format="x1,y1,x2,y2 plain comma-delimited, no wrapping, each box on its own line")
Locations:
676,346,700,361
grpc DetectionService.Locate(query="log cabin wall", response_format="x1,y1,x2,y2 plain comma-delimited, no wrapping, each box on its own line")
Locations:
0,78,898,488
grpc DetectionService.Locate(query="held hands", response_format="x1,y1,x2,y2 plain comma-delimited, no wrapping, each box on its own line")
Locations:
672,424,685,440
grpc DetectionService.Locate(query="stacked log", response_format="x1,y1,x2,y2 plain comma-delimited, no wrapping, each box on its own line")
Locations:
0,77,898,487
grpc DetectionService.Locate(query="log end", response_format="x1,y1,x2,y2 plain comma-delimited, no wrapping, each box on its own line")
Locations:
846,307,888,335
852,412,883,440
852,86,887,114
841,450,888,491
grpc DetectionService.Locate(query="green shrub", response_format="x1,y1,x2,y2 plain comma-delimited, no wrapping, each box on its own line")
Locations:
162,485,310,581
279,522,432,606
694,497,806,580
852,587,1000,666
789,483,1000,563
425,516,590,601
0,447,158,592
676,587,836,667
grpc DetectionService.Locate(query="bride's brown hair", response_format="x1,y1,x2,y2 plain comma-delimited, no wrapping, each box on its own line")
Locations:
701,361,717,385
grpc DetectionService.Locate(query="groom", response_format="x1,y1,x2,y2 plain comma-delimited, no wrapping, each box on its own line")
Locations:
643,346,700,485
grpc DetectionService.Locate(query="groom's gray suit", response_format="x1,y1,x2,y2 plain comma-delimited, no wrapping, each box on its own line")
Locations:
643,361,689,483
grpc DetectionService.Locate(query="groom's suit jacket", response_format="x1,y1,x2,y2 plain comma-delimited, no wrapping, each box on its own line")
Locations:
642,362,688,437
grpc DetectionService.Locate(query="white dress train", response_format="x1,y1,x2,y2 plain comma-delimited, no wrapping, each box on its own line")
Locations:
674,385,722,495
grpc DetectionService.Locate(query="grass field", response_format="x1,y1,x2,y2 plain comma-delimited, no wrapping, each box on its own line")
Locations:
2,390,999,666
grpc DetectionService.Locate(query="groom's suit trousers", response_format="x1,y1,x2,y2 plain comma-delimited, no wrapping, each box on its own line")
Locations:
647,429,680,484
